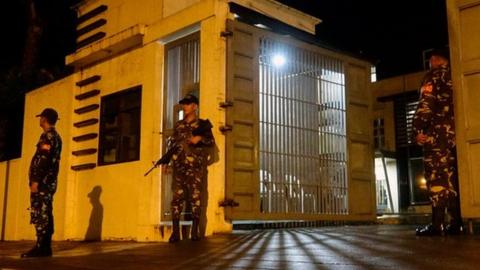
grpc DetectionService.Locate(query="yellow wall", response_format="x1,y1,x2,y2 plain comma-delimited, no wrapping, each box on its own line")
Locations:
77,0,163,42
198,2,232,235
64,42,166,241
0,159,20,240
164,0,202,18
76,0,202,43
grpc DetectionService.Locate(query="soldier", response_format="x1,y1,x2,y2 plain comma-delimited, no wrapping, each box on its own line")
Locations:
413,48,463,236
164,93,214,243
21,108,62,257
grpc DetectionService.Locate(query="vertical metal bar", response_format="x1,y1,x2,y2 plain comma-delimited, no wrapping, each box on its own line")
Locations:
293,47,298,213
284,45,289,212
272,41,280,213
261,39,266,212
270,42,273,213
337,59,341,214
306,55,310,145
328,57,333,214
314,64,318,214
268,40,274,213
340,59,345,214
341,61,345,213
267,40,272,213
259,38,264,212
333,59,338,214
299,48,304,213
307,49,312,213
318,55,323,214
279,42,285,212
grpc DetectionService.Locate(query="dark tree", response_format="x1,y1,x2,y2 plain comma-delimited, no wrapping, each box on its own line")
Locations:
0,0,76,160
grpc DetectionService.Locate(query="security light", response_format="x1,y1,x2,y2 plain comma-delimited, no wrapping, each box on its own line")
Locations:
272,54,286,67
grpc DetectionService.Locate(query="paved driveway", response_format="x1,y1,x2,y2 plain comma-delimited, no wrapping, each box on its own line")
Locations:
1,225,479,269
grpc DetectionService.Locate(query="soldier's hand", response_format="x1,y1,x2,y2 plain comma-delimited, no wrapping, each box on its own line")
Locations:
161,165,171,174
30,182,39,193
416,133,428,145
188,135,202,145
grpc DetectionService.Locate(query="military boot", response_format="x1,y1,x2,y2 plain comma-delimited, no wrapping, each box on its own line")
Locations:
445,223,464,235
191,218,200,241
416,206,445,236
21,235,52,258
20,238,41,258
41,234,53,256
445,196,464,235
169,219,181,243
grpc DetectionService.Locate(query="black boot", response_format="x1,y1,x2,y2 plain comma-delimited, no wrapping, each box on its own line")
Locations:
41,234,53,256
21,235,51,258
446,197,464,235
416,206,445,236
191,218,200,241
21,238,41,258
169,219,181,243
445,223,464,235
415,224,444,236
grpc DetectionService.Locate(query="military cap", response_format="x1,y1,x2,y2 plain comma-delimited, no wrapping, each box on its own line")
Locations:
179,93,199,105
36,108,59,123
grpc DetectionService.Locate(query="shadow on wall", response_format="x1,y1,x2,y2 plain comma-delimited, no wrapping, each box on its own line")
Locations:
200,170,208,238
85,186,103,241
200,142,219,237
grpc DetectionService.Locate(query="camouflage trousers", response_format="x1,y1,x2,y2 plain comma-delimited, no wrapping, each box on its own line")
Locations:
423,148,459,207
171,164,205,220
30,191,54,236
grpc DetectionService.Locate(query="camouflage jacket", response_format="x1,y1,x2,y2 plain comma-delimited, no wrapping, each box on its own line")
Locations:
412,64,455,152
29,127,62,193
170,118,214,165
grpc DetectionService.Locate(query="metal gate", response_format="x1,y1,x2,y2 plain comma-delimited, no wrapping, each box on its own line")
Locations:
225,20,374,221
258,38,348,215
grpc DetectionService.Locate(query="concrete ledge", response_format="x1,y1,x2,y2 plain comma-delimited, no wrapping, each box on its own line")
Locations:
66,24,146,69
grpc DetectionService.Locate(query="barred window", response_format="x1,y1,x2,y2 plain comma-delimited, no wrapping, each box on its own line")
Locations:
373,118,385,149
98,86,141,165
394,98,419,147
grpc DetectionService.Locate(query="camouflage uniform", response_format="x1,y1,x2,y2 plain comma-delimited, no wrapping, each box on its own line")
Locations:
29,127,62,236
169,118,214,220
413,64,458,208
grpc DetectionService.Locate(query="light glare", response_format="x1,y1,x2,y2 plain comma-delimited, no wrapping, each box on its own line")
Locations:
272,54,286,67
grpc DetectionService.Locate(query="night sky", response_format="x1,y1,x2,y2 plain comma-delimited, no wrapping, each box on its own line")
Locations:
0,0,75,76
278,0,448,79
0,0,448,80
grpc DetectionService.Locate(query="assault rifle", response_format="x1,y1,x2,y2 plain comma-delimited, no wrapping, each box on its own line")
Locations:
144,119,213,176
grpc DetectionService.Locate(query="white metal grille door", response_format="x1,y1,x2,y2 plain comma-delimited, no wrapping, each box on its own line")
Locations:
259,38,348,215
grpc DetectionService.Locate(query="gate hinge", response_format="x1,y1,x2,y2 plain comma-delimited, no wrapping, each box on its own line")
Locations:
219,125,233,133
220,31,233,38
219,101,234,108
219,198,240,207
